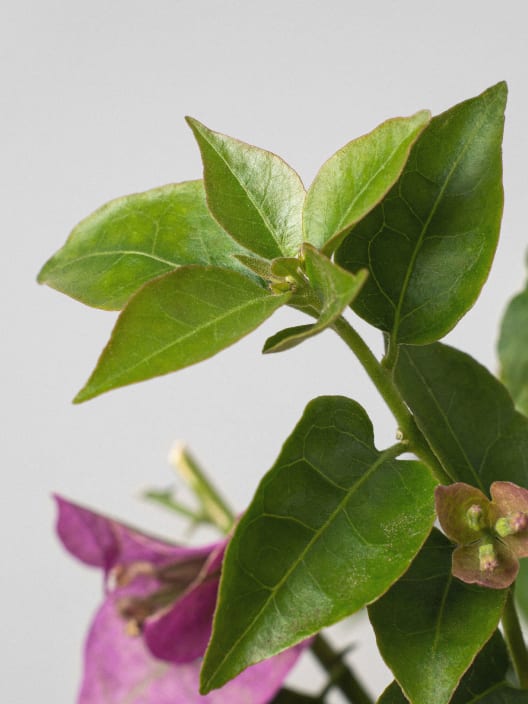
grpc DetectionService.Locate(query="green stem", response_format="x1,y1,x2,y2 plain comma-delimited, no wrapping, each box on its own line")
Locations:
142,489,207,523
332,317,451,485
502,587,528,688
311,634,373,704
169,443,235,533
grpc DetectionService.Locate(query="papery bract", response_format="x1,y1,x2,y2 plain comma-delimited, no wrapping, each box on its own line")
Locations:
435,481,528,589
56,496,305,703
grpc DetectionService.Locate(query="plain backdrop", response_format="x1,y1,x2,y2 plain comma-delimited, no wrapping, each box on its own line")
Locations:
3,1,528,701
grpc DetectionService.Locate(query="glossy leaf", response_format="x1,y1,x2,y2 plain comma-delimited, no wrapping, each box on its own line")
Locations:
263,245,367,352
200,396,436,692
38,181,250,310
498,275,528,416
74,267,289,403
378,631,509,703
369,530,507,704
187,118,305,260
303,111,430,254
394,342,528,491
336,82,506,345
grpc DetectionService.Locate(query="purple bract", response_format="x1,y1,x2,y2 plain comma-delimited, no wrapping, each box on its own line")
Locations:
56,496,305,703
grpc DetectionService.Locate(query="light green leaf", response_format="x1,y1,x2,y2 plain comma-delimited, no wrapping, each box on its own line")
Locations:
38,181,250,310
336,82,507,345
187,118,305,260
74,267,289,402
378,630,509,703
303,111,430,254
394,342,528,491
369,530,507,704
200,396,436,692
498,271,528,416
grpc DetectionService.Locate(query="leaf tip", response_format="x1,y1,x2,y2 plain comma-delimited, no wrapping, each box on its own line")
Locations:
185,115,206,137
72,384,95,404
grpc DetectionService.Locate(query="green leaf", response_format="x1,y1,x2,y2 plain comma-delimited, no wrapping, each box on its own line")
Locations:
475,689,528,704
186,118,305,260
74,267,289,402
369,530,507,704
394,342,528,491
38,181,250,310
263,245,367,352
378,630,509,703
498,274,528,416
303,111,430,254
515,558,528,622
336,82,507,345
200,396,436,692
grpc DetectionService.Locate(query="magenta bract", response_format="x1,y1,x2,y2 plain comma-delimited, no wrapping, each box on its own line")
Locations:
55,496,305,703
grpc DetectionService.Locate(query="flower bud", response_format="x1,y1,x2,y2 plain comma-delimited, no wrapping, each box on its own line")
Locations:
479,542,499,572
466,504,485,531
495,511,528,537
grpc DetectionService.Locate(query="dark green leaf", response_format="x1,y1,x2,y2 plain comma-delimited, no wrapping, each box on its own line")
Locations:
270,689,319,703
263,246,367,352
369,530,507,704
187,118,305,260
303,111,430,254
515,558,528,622
378,630,509,703
476,688,528,704
38,181,249,310
336,82,506,345
498,274,528,416
394,342,528,491
200,396,436,692
377,682,409,704
74,267,289,402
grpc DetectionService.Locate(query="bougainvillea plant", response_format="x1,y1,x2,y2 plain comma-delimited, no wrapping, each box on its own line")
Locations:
39,81,528,703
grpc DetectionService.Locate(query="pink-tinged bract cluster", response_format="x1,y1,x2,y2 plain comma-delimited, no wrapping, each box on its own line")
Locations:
435,482,528,589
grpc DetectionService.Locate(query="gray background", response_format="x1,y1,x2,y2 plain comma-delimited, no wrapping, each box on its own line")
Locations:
3,1,528,701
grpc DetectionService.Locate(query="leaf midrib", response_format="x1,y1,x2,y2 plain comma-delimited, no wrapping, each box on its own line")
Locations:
332,128,417,236
198,126,288,258
42,249,180,273
401,350,481,488
81,287,285,397
203,443,401,689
